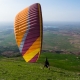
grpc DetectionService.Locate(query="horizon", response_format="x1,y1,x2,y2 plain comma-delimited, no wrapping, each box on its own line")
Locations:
0,21,80,26
0,21,80,29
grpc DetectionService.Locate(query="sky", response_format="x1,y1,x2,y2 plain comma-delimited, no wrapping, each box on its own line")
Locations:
0,0,80,23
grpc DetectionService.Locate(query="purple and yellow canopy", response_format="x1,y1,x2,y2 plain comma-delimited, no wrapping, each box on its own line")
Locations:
14,3,43,62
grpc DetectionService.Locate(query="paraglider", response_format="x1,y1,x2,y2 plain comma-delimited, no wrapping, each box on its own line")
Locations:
43,57,50,70
14,3,43,63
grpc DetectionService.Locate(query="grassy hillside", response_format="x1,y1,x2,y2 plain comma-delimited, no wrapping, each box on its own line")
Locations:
0,53,80,80
0,26,80,79
38,52,80,72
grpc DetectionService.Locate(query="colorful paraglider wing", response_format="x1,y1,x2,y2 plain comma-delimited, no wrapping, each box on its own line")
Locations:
14,3,43,63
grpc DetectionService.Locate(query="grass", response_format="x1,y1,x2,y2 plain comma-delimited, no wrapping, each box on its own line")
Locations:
0,53,80,80
38,52,80,72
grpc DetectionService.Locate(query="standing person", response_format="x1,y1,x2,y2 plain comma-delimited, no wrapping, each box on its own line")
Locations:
43,57,50,70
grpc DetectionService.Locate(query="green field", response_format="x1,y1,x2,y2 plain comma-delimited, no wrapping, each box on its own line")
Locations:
38,52,80,72
43,31,79,51
0,31,16,46
0,29,80,52
0,53,80,80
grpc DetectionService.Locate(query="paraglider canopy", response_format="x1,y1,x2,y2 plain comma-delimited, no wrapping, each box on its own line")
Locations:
14,3,43,63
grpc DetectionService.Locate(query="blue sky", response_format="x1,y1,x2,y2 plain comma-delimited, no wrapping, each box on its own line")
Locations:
0,0,80,23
